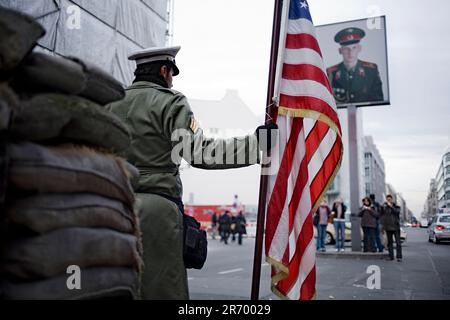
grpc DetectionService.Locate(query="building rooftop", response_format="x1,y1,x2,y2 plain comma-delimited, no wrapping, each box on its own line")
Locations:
188,89,260,130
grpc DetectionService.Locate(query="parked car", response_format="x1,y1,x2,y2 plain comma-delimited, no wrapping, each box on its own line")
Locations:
314,213,359,245
428,214,450,244
400,227,407,242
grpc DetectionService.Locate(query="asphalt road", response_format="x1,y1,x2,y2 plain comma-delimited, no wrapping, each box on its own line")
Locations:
188,228,450,300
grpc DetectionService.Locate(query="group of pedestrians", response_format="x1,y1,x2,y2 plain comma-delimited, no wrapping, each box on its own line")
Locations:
359,194,402,261
211,211,247,245
314,194,402,261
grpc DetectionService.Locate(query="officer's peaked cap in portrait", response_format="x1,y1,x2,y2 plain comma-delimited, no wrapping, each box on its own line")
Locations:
128,45,181,76
334,27,366,46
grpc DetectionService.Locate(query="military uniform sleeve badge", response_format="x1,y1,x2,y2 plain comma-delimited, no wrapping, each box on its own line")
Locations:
189,117,199,134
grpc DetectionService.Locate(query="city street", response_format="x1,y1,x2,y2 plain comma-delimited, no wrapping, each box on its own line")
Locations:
188,228,450,300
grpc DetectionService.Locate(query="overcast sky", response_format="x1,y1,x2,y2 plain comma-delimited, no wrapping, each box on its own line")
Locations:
173,0,450,215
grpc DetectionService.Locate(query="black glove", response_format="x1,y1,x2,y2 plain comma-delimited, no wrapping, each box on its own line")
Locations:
255,122,278,153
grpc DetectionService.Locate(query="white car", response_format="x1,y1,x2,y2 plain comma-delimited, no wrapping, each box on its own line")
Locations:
419,219,429,228
428,214,450,244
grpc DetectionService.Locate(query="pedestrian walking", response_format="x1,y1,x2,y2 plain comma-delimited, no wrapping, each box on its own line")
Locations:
358,197,378,252
211,211,218,240
370,194,384,252
219,211,231,245
235,211,247,245
380,194,402,261
331,196,347,252
230,211,237,242
315,199,331,252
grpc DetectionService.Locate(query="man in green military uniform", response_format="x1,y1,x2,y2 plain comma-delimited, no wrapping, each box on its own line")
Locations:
106,46,276,299
326,27,384,104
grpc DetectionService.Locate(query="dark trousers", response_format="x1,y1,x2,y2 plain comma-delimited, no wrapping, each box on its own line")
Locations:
220,230,230,244
362,227,376,252
238,232,243,245
386,230,402,259
374,221,384,252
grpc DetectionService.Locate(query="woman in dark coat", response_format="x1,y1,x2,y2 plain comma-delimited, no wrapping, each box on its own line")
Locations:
218,211,231,245
358,197,378,252
235,211,247,245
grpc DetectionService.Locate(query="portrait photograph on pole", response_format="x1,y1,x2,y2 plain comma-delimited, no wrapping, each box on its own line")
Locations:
316,16,390,108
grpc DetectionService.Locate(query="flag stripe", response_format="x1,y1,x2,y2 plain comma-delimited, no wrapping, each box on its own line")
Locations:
285,33,322,56
265,119,303,259
282,64,333,94
307,129,337,187
280,79,336,110
300,264,316,299
287,18,315,35
284,48,325,70
309,138,342,205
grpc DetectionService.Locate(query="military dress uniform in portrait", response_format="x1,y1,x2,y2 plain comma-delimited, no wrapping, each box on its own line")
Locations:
326,27,384,104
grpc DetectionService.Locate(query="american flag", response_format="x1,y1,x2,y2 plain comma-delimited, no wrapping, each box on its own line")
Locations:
264,0,343,300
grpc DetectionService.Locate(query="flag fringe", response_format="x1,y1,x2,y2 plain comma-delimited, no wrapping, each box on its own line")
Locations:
278,106,343,139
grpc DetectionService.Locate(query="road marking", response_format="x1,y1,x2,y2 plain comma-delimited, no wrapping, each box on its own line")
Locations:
426,247,445,292
218,268,243,275
262,263,270,267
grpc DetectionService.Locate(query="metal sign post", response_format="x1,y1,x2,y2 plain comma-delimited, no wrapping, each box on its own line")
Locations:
347,105,362,251
251,0,284,301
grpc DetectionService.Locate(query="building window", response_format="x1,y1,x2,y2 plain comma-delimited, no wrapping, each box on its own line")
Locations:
446,166,450,175
365,183,371,195
446,153,450,162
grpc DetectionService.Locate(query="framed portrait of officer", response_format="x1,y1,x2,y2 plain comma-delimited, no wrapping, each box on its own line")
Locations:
316,16,390,108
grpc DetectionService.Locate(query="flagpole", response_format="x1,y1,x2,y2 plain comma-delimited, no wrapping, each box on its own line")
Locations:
251,0,285,301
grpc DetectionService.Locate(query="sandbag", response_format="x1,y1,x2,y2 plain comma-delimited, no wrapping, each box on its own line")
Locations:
6,193,135,234
69,57,126,105
7,142,136,208
0,7,45,76
10,52,86,97
10,53,125,105
0,84,20,131
10,93,130,152
1,267,139,300
0,101,11,131
1,228,142,280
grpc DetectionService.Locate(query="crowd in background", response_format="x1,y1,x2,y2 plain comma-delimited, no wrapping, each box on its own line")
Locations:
314,194,402,261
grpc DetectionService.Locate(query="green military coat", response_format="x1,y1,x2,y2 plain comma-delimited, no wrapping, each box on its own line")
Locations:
106,81,259,299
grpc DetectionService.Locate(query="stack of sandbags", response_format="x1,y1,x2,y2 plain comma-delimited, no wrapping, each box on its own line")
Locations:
0,7,143,300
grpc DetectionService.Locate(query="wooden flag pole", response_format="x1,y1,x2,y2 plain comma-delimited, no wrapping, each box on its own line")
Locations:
251,0,284,301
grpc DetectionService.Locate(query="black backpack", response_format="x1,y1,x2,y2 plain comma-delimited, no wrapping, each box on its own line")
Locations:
183,214,208,269
313,212,319,226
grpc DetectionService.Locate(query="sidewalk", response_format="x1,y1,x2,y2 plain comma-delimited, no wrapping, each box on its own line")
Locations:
316,242,390,259
314,235,450,299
